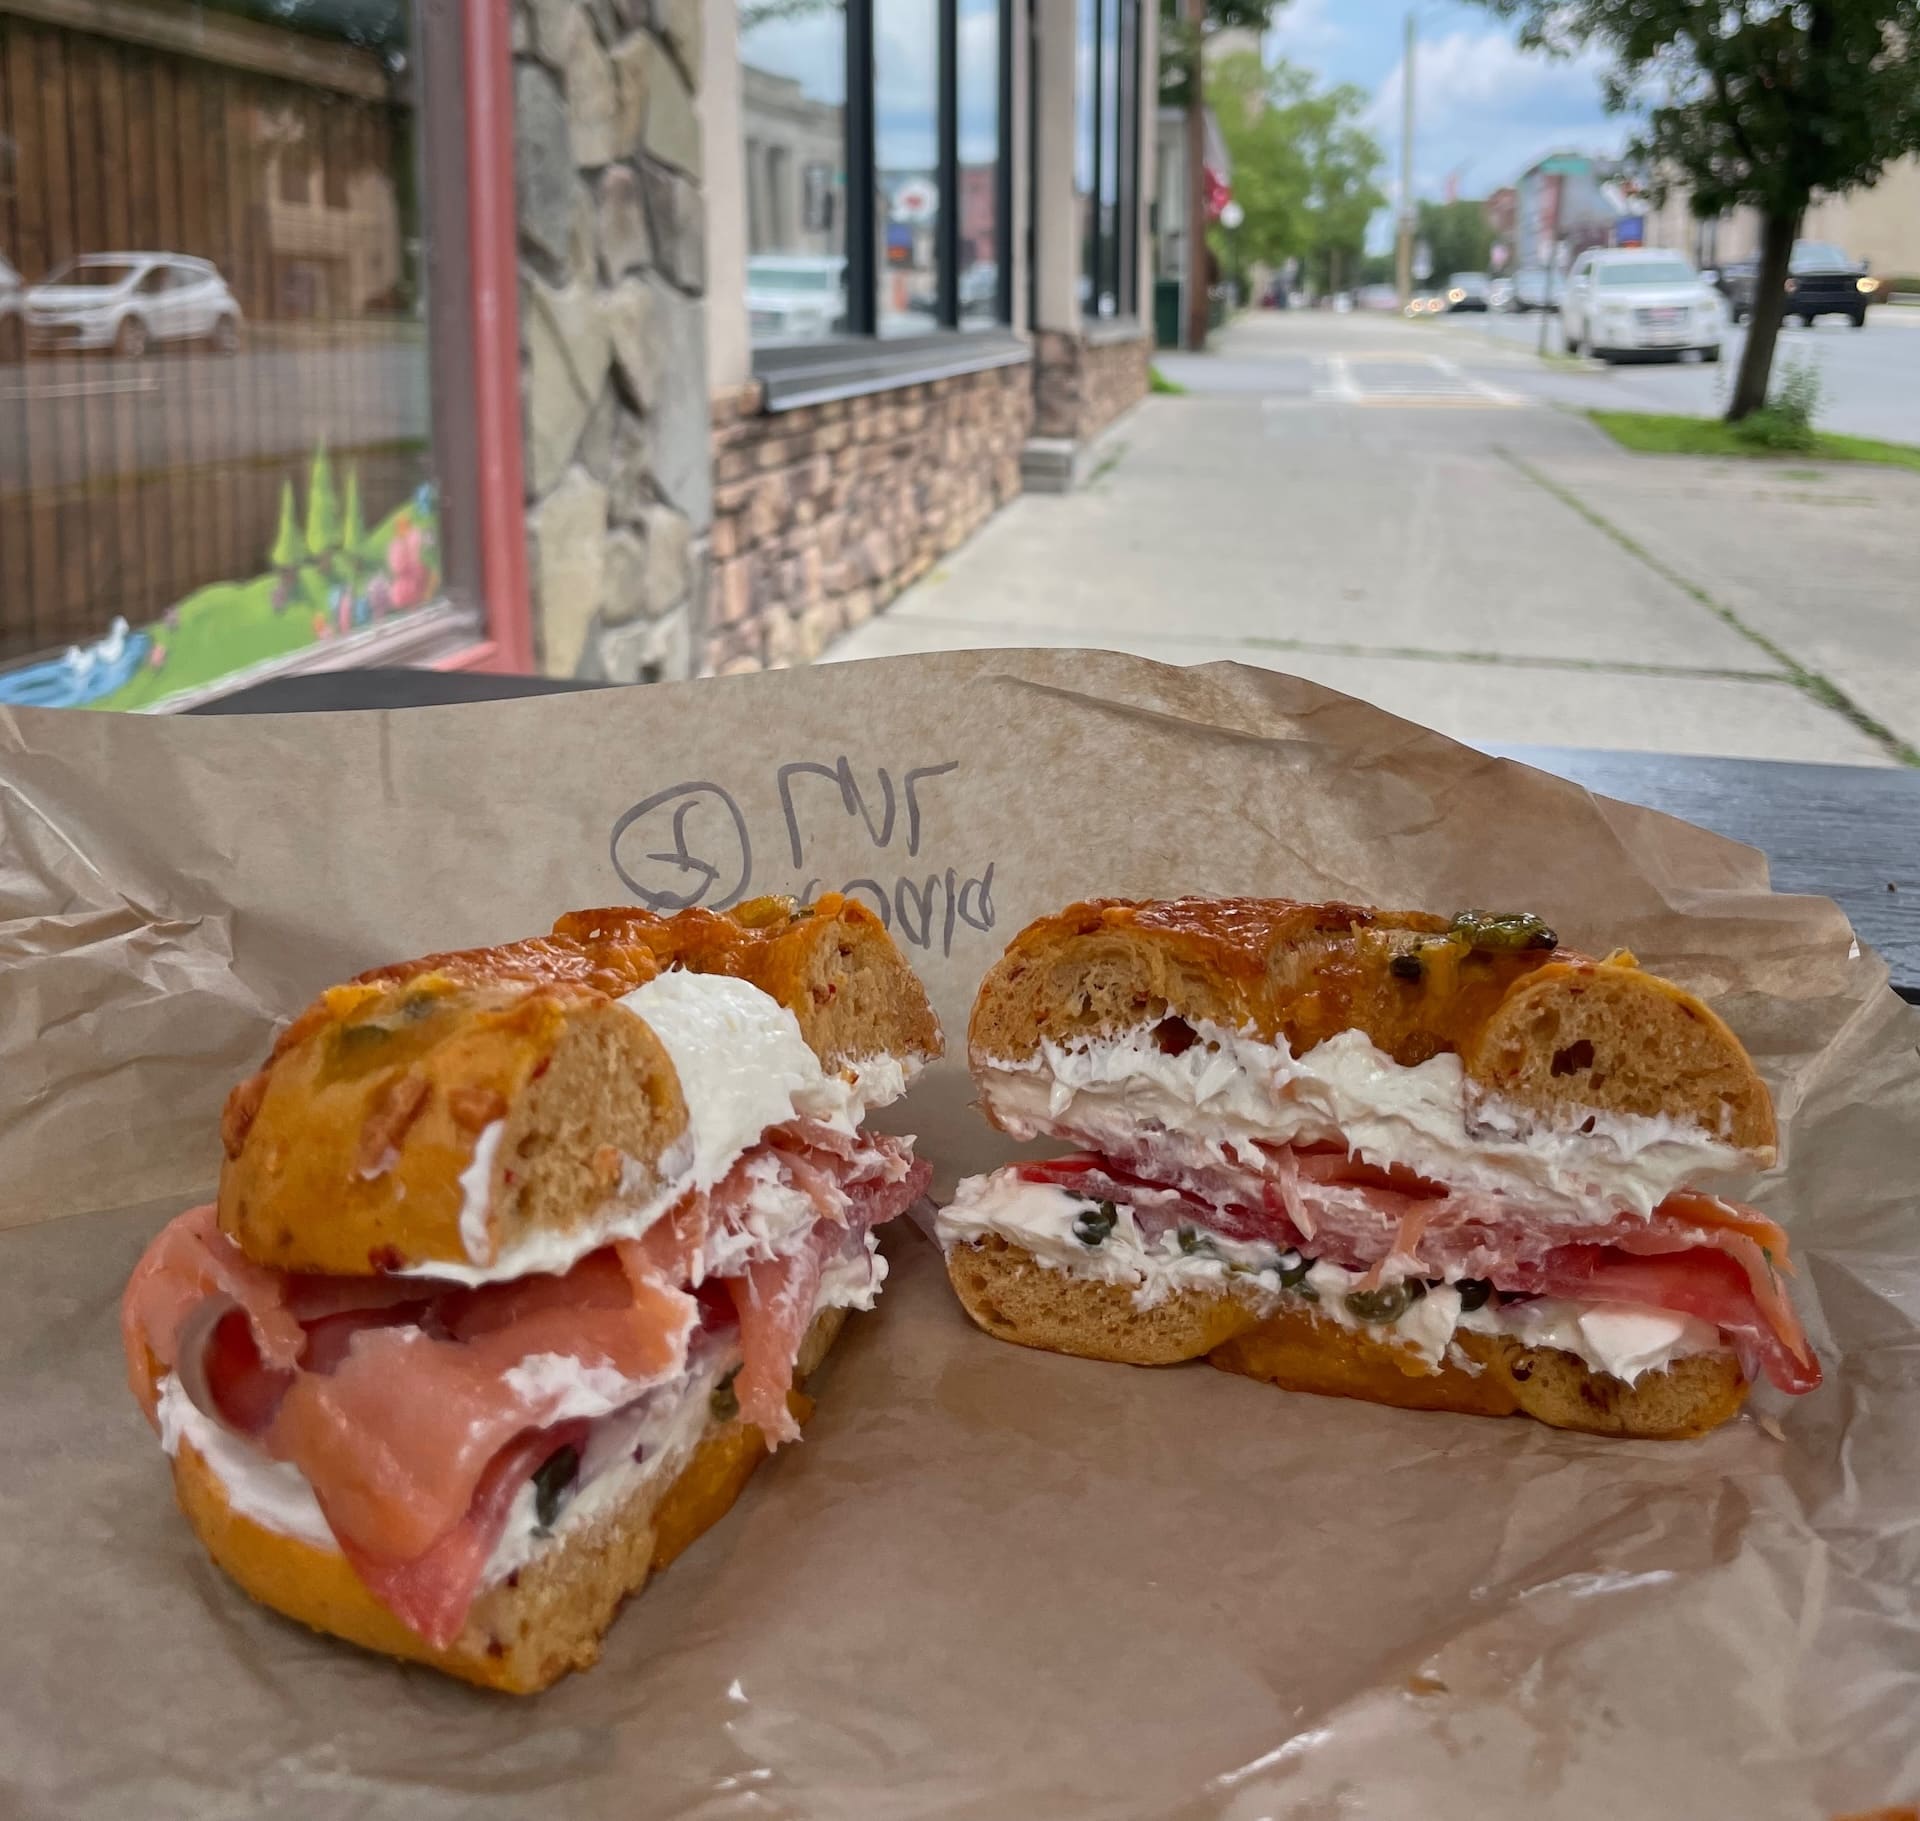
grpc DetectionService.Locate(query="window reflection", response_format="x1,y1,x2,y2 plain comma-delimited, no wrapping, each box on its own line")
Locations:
958,0,1000,329
739,1,848,346
0,2,436,710
876,0,939,337
1098,0,1120,315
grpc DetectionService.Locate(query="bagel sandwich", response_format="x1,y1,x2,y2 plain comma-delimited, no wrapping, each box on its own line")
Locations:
934,897,1818,1440
123,896,940,1691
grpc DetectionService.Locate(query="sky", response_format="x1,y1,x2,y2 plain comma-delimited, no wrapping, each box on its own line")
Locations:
1262,0,1629,249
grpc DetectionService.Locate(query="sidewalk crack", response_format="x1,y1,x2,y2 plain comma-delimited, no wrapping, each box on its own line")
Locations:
1495,445,1920,766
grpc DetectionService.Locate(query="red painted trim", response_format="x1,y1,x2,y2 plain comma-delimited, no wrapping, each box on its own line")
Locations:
431,639,502,672
463,0,534,674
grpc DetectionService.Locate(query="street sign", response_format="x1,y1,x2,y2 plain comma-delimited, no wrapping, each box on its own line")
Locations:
1219,201,1244,230
893,178,936,224
1614,214,1645,247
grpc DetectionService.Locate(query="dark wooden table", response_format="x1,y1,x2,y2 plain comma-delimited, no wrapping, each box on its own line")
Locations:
191,672,1920,1001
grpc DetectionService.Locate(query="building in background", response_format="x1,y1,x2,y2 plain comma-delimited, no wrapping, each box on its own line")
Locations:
0,0,1158,707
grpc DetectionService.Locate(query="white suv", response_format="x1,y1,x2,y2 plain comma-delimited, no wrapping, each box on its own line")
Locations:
1561,248,1723,363
25,252,242,356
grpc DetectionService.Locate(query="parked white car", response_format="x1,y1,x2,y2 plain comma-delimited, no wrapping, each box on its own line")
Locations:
1561,248,1723,363
746,254,847,342
25,252,242,356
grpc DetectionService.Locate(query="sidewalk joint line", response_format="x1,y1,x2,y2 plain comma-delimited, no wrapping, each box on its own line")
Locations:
1495,445,1920,766
871,614,1793,685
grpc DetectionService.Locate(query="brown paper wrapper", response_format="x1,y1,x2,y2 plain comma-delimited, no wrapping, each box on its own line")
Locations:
2,651,1915,1818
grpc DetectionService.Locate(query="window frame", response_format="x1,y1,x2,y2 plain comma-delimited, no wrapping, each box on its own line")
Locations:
0,0,512,700
1077,0,1142,323
748,0,1021,397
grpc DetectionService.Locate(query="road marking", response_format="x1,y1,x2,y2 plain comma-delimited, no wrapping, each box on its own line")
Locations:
0,374,160,401
1311,351,1529,409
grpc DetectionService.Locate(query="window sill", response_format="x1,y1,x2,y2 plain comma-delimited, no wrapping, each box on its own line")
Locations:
1082,315,1147,348
753,330,1032,413
142,602,485,714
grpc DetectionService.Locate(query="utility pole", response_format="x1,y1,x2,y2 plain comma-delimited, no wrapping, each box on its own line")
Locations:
1395,9,1415,306
1183,0,1209,351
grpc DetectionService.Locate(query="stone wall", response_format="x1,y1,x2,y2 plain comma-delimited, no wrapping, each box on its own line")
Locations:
513,0,710,681
707,363,1032,671
1032,328,1151,443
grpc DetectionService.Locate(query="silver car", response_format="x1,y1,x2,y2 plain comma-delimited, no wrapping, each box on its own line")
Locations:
25,252,242,356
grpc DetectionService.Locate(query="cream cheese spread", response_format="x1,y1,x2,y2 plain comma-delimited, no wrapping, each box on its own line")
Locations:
979,1022,1744,1223
431,970,916,1283
936,1171,1724,1383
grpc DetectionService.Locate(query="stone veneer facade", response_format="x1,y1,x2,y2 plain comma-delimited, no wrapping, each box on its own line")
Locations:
513,0,710,682
1032,329,1152,443
704,363,1033,672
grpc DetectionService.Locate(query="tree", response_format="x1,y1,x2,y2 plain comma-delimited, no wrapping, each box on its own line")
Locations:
1160,0,1290,349
304,445,340,568
1206,53,1385,298
1415,198,1494,287
1469,0,1920,421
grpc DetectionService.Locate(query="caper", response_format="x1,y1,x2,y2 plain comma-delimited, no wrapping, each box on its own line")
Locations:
1448,909,1558,953
1456,1278,1494,1313
1345,1282,1414,1323
332,1020,391,1055
1073,1201,1118,1246
1389,952,1425,983
710,1364,742,1422
1177,1225,1204,1255
531,1443,580,1531
1406,1277,1429,1301
1277,1253,1313,1288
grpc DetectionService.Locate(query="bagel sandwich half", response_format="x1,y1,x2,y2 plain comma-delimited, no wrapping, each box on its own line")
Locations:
123,896,940,1691
934,897,1817,1440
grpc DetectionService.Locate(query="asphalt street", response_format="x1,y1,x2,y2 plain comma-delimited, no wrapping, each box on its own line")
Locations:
828,310,1920,767
1430,303,1920,443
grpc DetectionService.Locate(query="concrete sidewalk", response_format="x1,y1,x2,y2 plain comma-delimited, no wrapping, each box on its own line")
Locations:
825,311,1919,767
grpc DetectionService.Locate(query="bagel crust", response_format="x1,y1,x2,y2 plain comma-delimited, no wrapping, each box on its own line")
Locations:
946,1236,1749,1441
968,897,1775,1159
167,1308,847,1693
218,896,941,1275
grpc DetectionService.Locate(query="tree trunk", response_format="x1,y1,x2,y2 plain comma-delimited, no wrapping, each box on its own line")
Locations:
1183,0,1209,351
1727,208,1800,422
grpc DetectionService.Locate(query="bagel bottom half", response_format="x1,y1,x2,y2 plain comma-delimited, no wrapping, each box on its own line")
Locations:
946,1236,1748,1441
169,1308,848,1694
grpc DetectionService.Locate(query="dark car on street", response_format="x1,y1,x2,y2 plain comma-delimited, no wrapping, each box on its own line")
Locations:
1715,240,1874,327
1442,273,1491,312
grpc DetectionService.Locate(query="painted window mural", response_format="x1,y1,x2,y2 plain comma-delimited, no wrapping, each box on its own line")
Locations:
0,1,437,710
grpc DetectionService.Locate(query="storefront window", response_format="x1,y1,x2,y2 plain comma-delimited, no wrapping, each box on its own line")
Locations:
740,0,1010,352
958,0,1003,329
876,0,939,337
1077,0,1140,322
0,1,445,711
739,0,849,347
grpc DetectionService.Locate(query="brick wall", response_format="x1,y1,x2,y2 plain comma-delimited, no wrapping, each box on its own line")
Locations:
706,362,1032,672
1032,329,1151,442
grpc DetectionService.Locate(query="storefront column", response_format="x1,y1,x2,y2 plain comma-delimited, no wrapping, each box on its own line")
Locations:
1024,0,1154,494
512,0,712,681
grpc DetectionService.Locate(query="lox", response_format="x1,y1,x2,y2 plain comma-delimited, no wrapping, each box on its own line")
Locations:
934,896,1818,1439
122,897,940,1692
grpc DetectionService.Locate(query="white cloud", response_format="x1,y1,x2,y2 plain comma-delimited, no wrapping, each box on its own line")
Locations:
1365,25,1624,204
1265,0,1344,61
